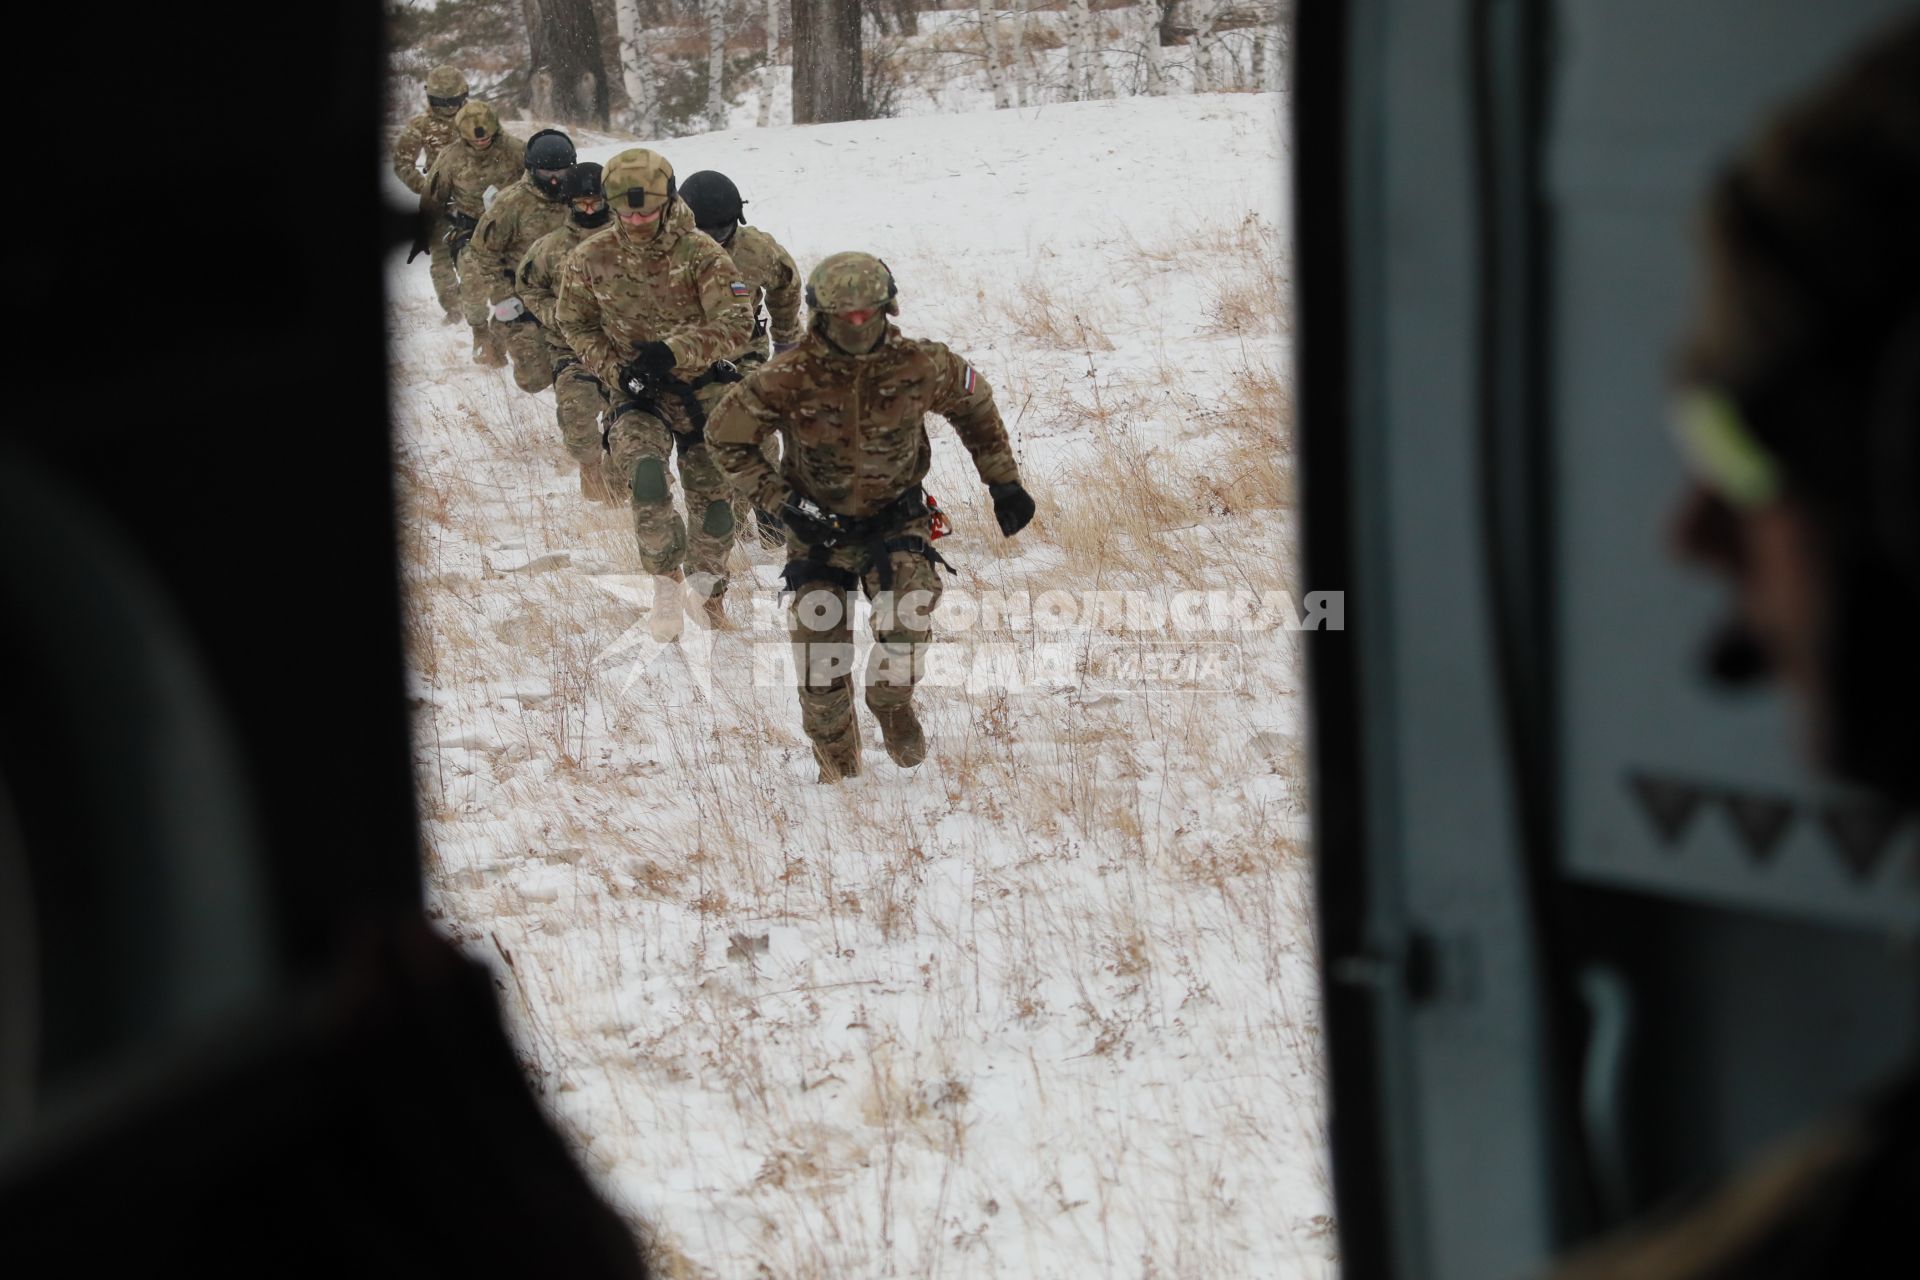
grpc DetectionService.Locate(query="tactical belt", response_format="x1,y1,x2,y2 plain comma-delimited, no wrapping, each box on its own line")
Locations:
780,486,956,595
612,360,743,441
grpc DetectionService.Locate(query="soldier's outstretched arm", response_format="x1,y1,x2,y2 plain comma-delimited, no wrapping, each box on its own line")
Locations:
707,377,786,511
390,120,427,195
926,344,1022,488
765,242,804,348
662,247,756,375
554,257,621,387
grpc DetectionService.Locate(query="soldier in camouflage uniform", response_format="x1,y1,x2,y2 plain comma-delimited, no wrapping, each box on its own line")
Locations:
516,161,616,503
682,169,805,547
421,101,525,367
467,128,576,393
707,252,1037,782
392,65,468,321
553,148,755,640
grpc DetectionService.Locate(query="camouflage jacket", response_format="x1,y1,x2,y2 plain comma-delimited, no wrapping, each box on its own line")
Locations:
516,218,602,352
553,202,755,390
390,106,461,195
707,319,1021,518
422,132,526,222
716,224,803,359
468,176,570,307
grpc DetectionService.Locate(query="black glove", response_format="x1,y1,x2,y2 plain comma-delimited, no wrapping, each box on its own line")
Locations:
619,341,678,396
778,493,840,546
633,340,676,380
989,481,1035,537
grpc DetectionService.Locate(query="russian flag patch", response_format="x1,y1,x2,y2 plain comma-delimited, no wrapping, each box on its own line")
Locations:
963,364,976,394
730,281,751,296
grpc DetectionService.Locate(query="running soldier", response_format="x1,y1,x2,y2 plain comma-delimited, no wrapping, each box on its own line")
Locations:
392,65,469,322
416,102,524,367
706,252,1037,782
516,162,617,502
553,148,754,640
681,169,805,546
467,128,576,393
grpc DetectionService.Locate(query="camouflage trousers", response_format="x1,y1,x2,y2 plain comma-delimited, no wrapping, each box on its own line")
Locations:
551,361,607,465
428,230,460,315
497,316,553,393
603,391,737,589
787,516,945,763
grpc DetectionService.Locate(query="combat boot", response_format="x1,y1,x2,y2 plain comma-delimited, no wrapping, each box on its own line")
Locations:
814,738,862,784
872,703,927,768
697,592,731,630
649,570,685,642
578,459,611,503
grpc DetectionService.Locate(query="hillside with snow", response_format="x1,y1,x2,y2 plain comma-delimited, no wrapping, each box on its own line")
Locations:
384,89,1330,1277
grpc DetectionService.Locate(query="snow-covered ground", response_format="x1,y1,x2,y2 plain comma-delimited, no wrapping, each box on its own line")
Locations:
385,90,1330,1278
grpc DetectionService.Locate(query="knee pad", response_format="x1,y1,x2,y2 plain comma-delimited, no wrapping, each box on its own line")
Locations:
631,458,669,504
701,500,735,538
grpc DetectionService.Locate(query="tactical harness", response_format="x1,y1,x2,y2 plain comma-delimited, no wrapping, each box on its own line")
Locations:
612,359,743,442
779,485,955,595
445,211,478,260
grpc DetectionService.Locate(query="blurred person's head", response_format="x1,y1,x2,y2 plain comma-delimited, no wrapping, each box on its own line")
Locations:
1672,12,1920,802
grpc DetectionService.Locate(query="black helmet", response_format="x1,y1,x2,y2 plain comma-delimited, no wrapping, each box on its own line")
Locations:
563,161,609,228
525,129,577,199
563,162,604,202
680,170,746,241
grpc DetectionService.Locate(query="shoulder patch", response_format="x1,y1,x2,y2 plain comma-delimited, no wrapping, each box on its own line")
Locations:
963,364,976,394
730,281,751,296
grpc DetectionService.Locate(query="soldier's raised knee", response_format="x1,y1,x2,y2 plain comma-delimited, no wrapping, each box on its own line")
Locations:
631,457,669,504
701,500,734,538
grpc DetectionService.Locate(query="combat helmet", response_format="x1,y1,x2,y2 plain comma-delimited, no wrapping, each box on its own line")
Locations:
425,65,468,112
602,149,677,217
563,162,608,228
807,252,900,317
524,128,576,199
454,101,500,147
681,170,746,242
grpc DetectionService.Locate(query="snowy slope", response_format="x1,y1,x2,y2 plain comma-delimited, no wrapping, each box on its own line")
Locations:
386,91,1330,1278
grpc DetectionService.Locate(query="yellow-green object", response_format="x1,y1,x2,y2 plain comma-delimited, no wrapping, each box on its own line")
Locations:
1672,387,1782,508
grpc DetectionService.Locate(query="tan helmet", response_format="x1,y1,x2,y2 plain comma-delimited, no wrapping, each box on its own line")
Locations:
454,100,499,146
425,65,468,101
807,252,900,316
603,148,677,215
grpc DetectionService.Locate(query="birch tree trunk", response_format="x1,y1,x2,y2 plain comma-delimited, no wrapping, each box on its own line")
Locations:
614,0,658,135
1138,0,1165,96
1010,0,1031,108
756,0,777,127
705,0,726,130
977,1,1011,110
1192,0,1219,93
1067,0,1088,101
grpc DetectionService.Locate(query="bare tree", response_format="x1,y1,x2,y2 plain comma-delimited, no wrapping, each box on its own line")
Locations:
613,0,658,134
1191,0,1220,92
1067,0,1089,100
522,0,611,126
1009,0,1032,108
704,0,727,130
791,0,863,123
976,0,1010,109
756,0,779,127
1137,0,1166,95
